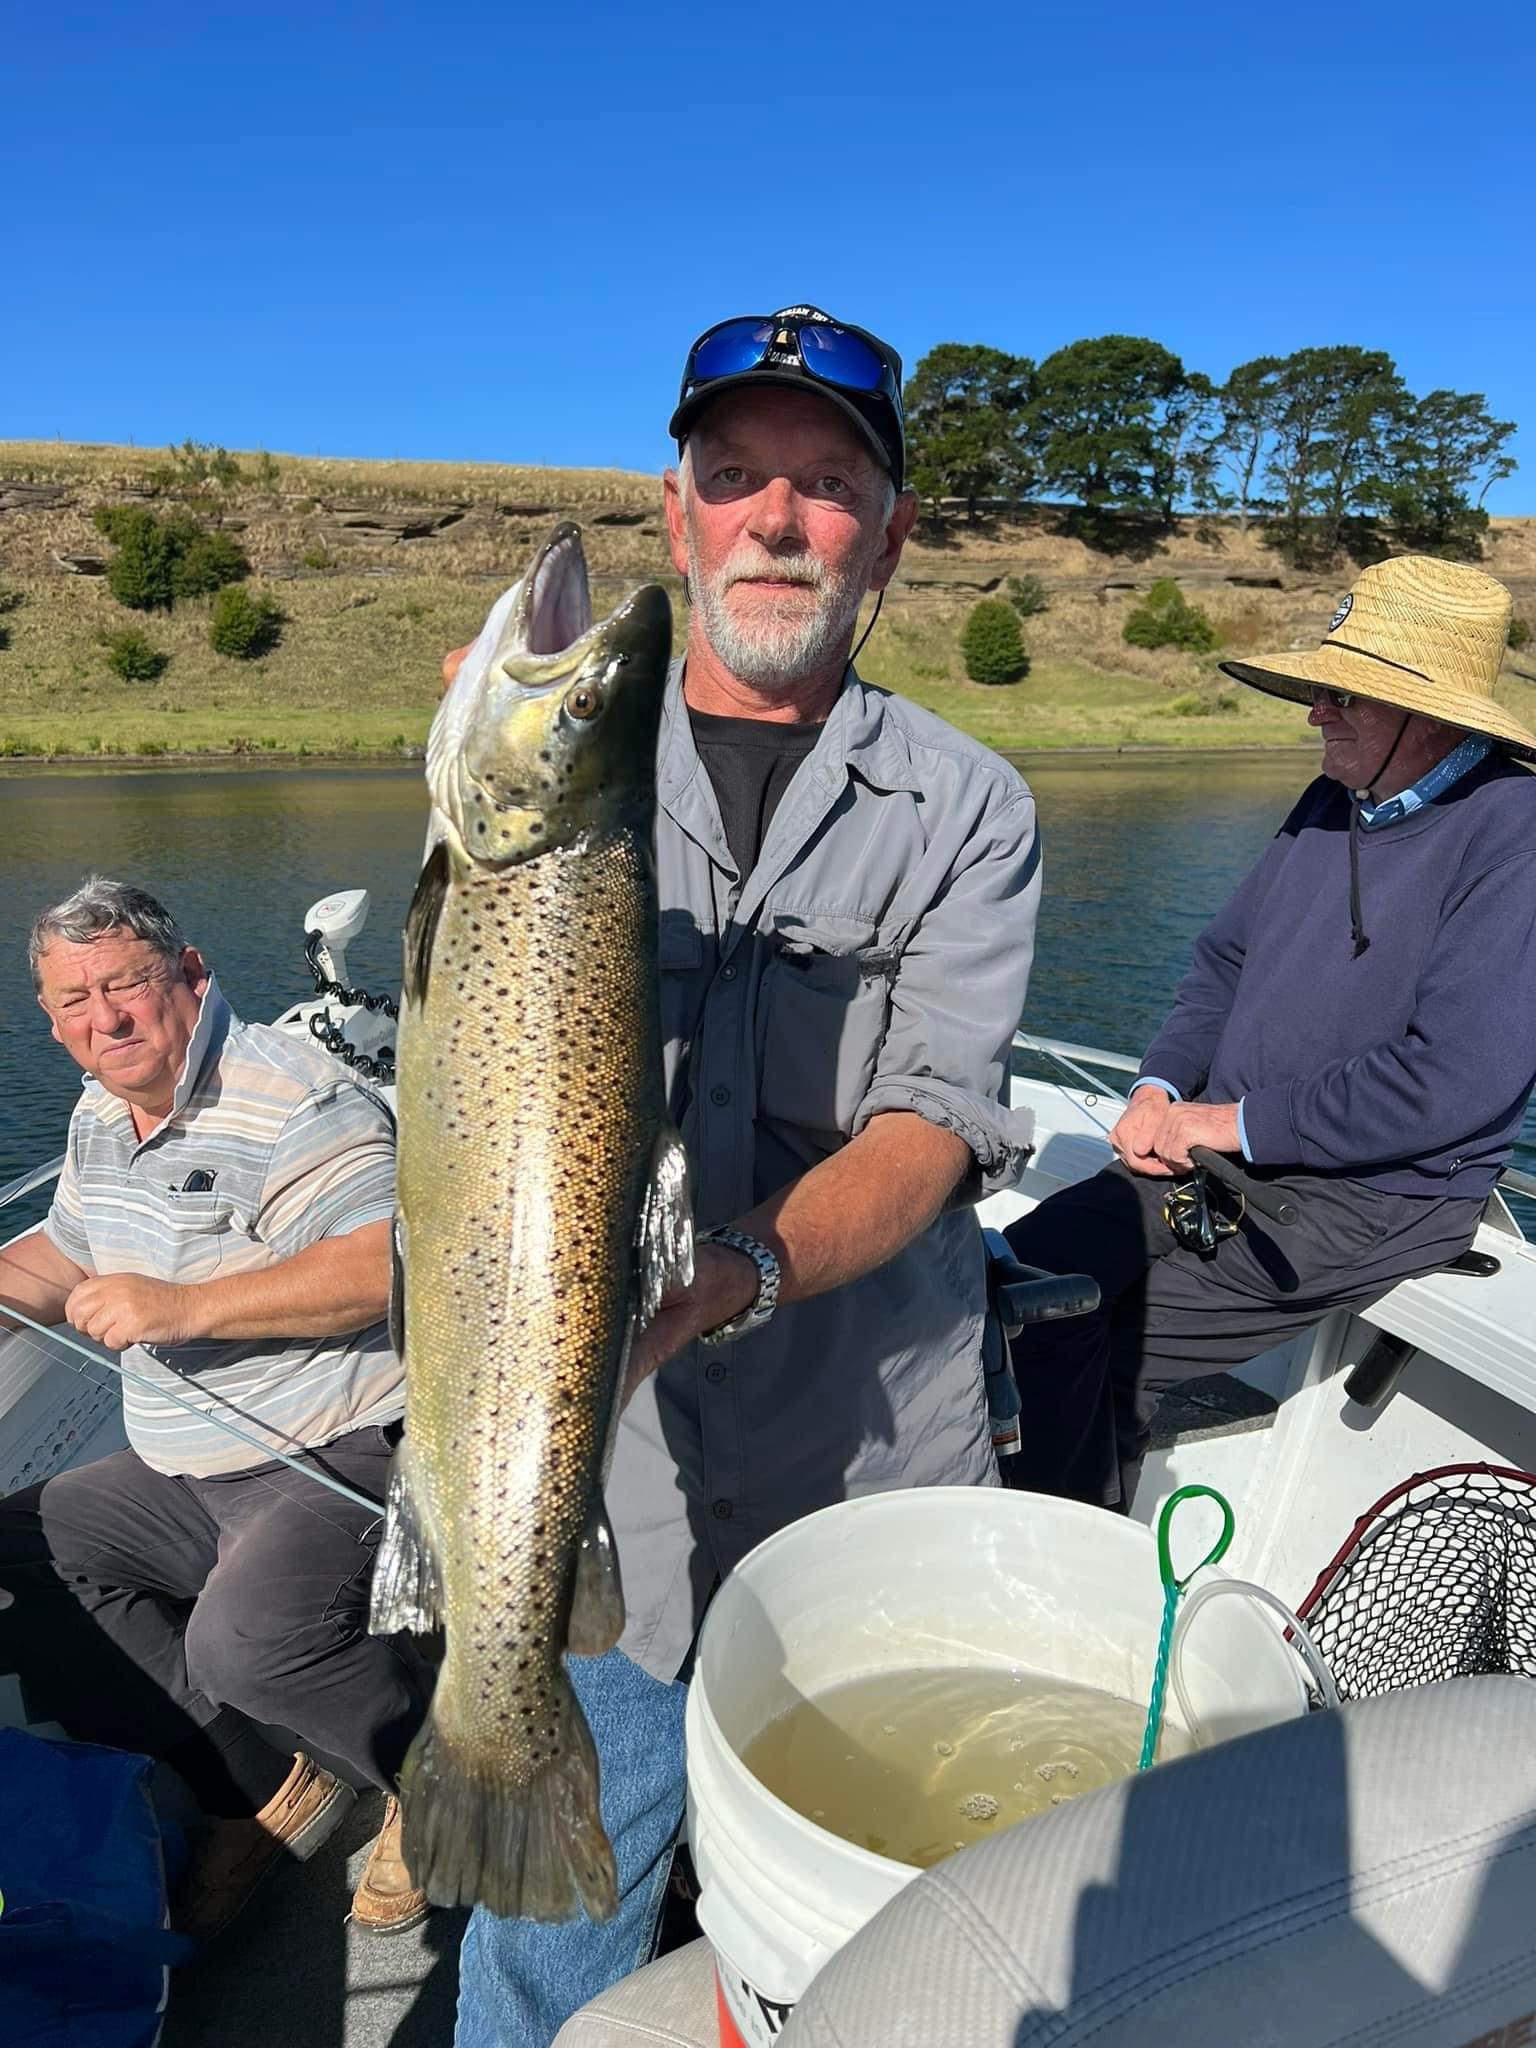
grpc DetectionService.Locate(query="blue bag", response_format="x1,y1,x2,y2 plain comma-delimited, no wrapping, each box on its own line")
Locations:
0,1728,192,2048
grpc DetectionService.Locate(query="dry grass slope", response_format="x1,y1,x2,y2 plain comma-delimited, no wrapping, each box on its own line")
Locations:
2,441,1532,762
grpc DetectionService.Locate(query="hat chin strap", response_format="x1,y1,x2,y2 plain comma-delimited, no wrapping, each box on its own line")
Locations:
1347,713,1412,957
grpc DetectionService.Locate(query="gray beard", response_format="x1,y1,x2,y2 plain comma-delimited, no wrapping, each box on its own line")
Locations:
690,548,873,691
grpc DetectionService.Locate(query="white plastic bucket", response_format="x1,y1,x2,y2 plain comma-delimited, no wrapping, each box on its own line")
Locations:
686,1485,1309,2047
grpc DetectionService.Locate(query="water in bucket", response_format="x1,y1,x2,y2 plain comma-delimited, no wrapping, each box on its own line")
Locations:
741,1663,1193,1870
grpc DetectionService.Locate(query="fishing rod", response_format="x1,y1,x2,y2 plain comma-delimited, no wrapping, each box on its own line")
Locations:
0,1153,66,1213
0,1300,384,1515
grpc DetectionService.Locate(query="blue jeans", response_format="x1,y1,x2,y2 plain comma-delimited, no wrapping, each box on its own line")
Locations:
454,1646,690,2048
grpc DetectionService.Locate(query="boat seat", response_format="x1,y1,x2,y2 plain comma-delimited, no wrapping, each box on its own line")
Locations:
559,1675,1536,2048
555,1937,718,2047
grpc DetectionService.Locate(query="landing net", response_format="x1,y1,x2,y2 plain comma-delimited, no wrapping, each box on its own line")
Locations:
1295,1463,1536,1699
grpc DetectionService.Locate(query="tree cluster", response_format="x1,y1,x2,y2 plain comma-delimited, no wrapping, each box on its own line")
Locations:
904,339,1516,562
93,505,251,612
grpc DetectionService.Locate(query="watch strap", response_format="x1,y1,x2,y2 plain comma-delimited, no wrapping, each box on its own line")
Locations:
697,1226,781,1345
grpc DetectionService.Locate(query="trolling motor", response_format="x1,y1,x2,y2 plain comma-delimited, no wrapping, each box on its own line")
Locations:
266,889,400,1084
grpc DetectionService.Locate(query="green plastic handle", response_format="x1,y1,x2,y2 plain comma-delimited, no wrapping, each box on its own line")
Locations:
1155,1484,1235,1593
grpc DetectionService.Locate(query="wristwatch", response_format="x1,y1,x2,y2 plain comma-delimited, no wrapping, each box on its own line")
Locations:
697,1227,781,1346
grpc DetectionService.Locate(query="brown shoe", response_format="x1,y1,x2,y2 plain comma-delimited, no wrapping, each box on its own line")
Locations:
350,1795,430,1936
173,1752,355,1943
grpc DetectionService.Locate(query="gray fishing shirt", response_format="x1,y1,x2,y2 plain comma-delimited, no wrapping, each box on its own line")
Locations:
611,661,1041,1680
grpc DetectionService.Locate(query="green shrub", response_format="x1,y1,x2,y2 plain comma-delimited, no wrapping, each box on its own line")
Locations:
209,585,284,659
960,599,1029,685
253,450,281,490
301,543,332,571
101,626,170,682
150,439,244,491
93,506,248,609
171,526,250,598
1164,687,1241,719
92,505,145,546
1123,579,1219,653
0,583,24,616
1005,573,1049,619
96,506,178,610
1510,616,1532,651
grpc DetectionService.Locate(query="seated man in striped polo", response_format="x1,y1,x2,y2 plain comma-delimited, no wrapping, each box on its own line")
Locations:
0,876,427,1940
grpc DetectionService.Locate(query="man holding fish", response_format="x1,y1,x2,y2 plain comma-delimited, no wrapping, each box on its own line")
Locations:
407,308,1040,2045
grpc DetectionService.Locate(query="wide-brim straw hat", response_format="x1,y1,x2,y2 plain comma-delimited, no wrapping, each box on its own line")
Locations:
1220,554,1535,760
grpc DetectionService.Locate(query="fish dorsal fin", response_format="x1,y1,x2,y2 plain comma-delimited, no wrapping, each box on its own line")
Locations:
403,840,450,1006
568,1497,625,1657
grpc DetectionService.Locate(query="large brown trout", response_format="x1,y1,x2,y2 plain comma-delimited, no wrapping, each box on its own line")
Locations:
369,525,689,1922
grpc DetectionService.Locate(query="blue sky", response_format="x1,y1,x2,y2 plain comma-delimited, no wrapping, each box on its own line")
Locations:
6,1,1534,509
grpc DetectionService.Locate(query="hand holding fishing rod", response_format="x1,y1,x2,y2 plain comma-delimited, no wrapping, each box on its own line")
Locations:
1107,1090,1296,1229
1187,1147,1297,1228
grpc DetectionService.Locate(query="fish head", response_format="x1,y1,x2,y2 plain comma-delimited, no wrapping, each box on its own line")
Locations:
429,524,672,865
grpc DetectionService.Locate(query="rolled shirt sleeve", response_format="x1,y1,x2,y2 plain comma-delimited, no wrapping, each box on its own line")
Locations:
853,789,1041,1197
255,1081,398,1260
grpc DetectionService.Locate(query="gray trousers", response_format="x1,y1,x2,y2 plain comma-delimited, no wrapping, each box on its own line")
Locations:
1002,1162,1484,1508
0,1423,430,1816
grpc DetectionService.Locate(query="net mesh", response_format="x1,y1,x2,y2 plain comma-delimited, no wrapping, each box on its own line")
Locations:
1296,1464,1536,1701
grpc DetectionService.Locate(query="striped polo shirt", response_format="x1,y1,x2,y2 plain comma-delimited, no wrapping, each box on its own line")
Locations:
44,978,402,1477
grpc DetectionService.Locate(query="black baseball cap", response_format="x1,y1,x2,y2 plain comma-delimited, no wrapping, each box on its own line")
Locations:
670,306,906,491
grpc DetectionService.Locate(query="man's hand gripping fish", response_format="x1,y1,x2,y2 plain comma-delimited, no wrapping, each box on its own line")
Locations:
369,525,690,1922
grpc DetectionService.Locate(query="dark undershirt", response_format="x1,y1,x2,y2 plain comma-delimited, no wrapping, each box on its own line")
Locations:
688,708,826,878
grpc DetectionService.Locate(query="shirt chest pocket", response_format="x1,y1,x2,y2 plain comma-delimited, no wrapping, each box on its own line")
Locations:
153,1190,236,1283
755,914,898,1138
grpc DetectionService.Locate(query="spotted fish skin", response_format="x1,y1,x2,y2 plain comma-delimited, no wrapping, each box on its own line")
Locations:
370,531,686,1922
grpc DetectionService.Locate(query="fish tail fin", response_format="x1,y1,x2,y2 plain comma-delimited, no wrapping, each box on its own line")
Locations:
399,1670,617,1923
369,1442,443,1636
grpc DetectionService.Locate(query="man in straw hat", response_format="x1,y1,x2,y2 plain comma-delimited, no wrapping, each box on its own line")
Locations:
1004,554,1536,1510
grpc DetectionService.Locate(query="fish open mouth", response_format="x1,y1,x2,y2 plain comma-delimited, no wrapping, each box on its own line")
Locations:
517,523,593,659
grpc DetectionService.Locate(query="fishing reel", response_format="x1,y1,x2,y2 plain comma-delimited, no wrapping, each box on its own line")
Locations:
1162,1168,1245,1256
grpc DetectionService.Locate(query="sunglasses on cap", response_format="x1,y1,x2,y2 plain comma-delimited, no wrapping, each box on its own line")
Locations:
680,314,903,407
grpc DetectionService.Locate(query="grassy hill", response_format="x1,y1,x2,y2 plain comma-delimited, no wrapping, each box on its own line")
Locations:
2,441,1533,763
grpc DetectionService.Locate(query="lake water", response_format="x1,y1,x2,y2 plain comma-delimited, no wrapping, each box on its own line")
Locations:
2,756,1531,1230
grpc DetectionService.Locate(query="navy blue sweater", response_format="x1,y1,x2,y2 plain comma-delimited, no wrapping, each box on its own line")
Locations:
1138,755,1536,1195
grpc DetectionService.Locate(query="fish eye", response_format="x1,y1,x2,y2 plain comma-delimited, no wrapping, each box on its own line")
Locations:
564,683,602,722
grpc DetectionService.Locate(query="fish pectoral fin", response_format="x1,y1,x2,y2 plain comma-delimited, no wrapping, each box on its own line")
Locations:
567,1498,626,1657
389,1212,406,1363
368,1442,443,1636
635,1124,693,1326
403,839,449,1007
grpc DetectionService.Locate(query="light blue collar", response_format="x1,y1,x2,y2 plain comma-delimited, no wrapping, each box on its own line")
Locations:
1355,735,1491,831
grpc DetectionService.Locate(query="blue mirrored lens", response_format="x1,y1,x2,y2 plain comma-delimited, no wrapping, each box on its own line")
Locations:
798,323,887,392
691,319,775,383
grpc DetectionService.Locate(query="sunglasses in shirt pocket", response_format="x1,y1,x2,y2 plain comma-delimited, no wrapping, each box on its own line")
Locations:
756,913,898,1138
158,1186,235,1281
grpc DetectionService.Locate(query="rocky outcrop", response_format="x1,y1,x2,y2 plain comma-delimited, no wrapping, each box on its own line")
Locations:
52,551,106,575
321,502,469,543
2,483,73,512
